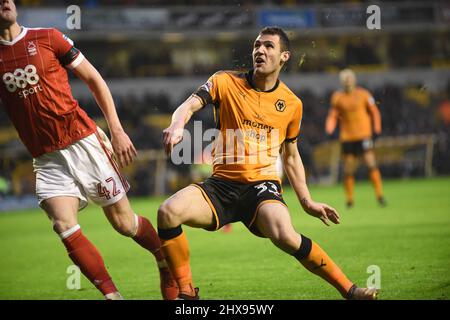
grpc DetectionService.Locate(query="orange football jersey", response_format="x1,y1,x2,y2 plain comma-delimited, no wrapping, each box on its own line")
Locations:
329,87,381,142
195,70,303,183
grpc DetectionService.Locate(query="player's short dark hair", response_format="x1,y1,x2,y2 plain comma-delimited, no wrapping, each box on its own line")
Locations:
259,26,290,52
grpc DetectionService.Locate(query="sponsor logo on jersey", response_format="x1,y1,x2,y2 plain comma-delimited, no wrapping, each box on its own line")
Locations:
241,118,274,133
2,64,43,98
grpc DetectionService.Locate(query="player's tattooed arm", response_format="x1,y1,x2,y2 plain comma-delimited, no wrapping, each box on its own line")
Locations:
300,197,309,207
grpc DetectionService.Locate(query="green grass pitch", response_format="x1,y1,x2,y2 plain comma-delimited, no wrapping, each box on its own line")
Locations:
0,177,449,300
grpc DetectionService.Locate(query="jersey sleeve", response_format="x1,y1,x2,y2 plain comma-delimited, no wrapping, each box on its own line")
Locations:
285,100,303,143
365,90,376,107
193,71,224,107
50,28,84,69
330,91,340,110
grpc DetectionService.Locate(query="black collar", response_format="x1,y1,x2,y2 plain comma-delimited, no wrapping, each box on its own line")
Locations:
245,69,280,93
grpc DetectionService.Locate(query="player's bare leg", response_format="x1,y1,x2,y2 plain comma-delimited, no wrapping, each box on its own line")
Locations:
42,196,122,300
103,196,178,300
255,202,378,300
362,150,386,206
343,154,358,208
157,185,215,299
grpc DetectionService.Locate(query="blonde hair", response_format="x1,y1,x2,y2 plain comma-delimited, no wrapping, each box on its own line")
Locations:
339,68,356,84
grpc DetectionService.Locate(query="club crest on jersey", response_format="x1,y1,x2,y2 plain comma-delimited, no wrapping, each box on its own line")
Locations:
275,99,286,112
27,41,37,56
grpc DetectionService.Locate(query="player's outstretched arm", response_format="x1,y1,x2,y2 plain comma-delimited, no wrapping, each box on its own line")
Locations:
163,94,204,157
72,59,137,168
282,141,340,226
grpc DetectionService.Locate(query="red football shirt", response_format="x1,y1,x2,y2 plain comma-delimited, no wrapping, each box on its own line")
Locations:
0,27,97,158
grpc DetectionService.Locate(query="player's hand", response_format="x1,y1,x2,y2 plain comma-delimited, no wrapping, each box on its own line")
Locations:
110,129,137,168
373,132,381,141
301,198,340,226
163,123,184,158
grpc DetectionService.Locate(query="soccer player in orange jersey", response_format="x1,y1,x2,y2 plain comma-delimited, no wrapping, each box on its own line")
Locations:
325,69,386,208
0,0,177,300
158,27,378,300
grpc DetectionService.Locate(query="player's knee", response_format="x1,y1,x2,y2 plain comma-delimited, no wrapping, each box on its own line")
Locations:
111,217,135,237
367,160,378,170
157,200,180,228
275,233,298,248
270,229,299,251
52,220,76,235
103,202,136,236
344,168,355,176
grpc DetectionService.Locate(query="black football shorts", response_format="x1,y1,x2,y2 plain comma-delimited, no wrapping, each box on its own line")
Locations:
192,176,287,237
341,138,374,156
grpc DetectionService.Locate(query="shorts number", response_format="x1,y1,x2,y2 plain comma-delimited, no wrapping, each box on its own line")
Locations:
254,182,280,197
97,177,121,200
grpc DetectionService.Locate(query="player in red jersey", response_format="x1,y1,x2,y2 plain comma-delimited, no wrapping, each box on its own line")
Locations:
0,0,177,300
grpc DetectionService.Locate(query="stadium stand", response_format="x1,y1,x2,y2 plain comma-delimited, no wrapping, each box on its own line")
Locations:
0,1,448,209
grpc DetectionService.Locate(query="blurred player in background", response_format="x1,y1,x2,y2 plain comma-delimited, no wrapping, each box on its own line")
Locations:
0,0,177,300
325,69,386,208
158,27,378,300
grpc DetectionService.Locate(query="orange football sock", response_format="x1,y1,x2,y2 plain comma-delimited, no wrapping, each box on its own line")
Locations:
344,175,354,203
369,168,383,199
295,236,353,298
160,230,195,296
